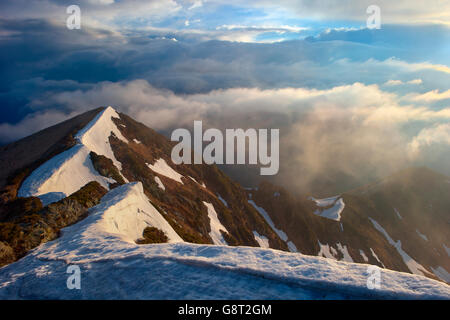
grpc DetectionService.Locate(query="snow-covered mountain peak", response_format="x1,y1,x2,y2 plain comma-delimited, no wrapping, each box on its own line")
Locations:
18,106,129,205
75,106,128,170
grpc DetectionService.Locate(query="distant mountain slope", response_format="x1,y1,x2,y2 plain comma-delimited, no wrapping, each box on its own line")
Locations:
1,182,448,299
249,167,450,284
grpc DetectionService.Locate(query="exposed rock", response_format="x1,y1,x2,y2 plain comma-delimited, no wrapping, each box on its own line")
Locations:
0,181,108,266
136,227,169,244
0,241,14,266
90,151,126,186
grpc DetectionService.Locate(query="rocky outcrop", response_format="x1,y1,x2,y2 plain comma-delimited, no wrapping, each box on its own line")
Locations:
0,241,14,266
0,181,107,266
136,227,169,244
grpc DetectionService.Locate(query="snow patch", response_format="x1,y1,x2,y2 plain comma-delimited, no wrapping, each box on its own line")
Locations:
217,194,228,207
147,158,184,184
312,196,345,221
248,200,287,242
431,266,450,283
248,199,297,253
360,250,369,262
203,201,228,245
416,229,428,241
370,218,429,276
318,241,352,262
19,145,115,205
310,196,340,207
97,182,183,243
370,248,385,267
444,244,450,257
336,243,353,262
394,208,402,219
318,241,336,260
154,176,165,191
189,176,206,188
133,138,142,144
287,241,298,253
253,231,269,248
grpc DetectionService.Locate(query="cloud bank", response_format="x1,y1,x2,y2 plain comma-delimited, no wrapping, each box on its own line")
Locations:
5,80,450,195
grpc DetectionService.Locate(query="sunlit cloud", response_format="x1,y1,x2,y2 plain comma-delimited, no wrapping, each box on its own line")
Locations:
407,89,450,102
408,123,450,158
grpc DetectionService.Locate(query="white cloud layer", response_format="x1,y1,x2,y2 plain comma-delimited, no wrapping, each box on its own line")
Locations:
4,80,450,194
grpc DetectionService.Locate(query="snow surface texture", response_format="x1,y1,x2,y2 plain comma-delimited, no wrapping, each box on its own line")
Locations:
147,158,184,184
311,196,345,221
96,182,183,243
248,200,298,252
1,182,449,299
18,107,127,205
203,201,229,245
75,106,128,171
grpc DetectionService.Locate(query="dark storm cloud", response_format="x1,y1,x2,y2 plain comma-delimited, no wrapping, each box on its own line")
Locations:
1,18,448,122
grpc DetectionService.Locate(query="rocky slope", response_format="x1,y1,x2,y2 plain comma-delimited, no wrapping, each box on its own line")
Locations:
249,167,450,284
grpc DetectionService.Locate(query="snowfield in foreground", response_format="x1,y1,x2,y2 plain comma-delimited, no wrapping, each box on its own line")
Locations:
1,183,449,300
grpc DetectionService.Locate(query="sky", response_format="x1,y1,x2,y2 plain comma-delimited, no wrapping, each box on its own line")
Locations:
1,0,450,194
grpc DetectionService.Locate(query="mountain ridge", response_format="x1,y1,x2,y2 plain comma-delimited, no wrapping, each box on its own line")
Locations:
1,181,449,299
0,106,448,297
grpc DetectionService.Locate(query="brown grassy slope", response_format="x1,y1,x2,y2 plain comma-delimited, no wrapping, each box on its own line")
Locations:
348,167,450,277
108,112,288,250
251,168,449,283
